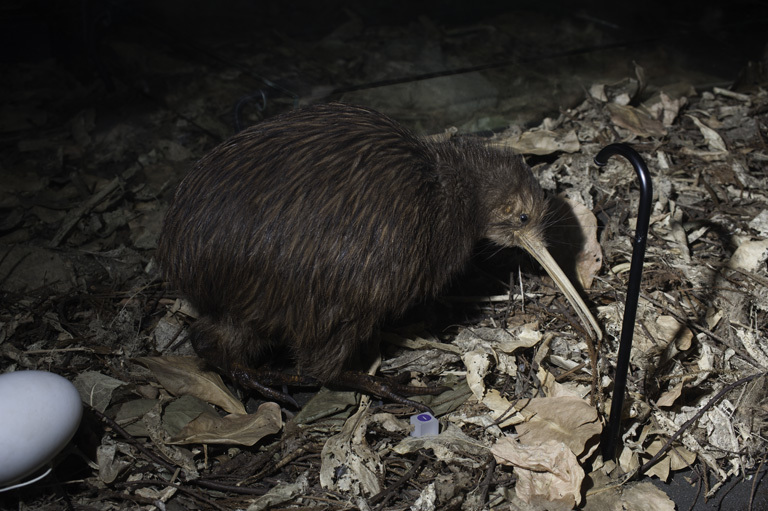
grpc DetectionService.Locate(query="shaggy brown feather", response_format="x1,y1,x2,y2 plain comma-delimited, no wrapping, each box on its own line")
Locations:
157,102,546,383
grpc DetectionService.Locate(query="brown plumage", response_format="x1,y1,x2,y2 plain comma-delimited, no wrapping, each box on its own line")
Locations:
157,102,599,395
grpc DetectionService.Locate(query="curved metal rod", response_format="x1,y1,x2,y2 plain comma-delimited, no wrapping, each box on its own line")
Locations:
594,143,653,461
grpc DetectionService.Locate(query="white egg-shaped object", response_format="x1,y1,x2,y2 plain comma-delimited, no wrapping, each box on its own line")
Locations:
0,370,82,487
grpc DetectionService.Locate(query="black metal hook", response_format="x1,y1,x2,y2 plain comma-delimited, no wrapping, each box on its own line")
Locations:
594,143,653,461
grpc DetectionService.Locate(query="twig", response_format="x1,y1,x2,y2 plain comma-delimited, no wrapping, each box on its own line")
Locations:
632,371,766,479
370,452,427,507
478,455,497,506
49,165,137,248
90,406,179,475
115,479,231,511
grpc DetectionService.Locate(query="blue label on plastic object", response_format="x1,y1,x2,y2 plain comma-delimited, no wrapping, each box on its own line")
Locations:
417,413,432,422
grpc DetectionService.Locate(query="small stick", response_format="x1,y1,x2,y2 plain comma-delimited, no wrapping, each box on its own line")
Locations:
634,371,765,478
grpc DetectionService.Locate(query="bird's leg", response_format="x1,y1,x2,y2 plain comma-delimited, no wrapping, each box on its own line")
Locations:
332,371,449,414
188,321,310,407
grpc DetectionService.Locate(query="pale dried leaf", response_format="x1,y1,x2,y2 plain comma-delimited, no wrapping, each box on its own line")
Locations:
73,371,126,413
687,114,727,152
727,237,768,272
490,129,580,155
461,348,525,427
410,482,437,511
382,331,461,354
134,356,246,415
565,198,602,289
536,366,584,399
622,481,676,510
246,473,309,511
168,402,282,446
394,423,488,467
655,315,693,351
656,381,684,408
607,103,667,137
492,437,584,508
584,481,674,511
96,443,130,484
645,438,697,472
462,348,492,400
514,397,602,456
320,406,383,496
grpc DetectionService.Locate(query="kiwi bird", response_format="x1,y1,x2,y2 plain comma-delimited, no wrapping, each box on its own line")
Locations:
157,102,601,405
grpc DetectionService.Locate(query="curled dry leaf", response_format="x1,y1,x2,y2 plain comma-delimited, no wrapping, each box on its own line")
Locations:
168,402,282,446
536,366,587,399
607,103,667,137
687,114,727,153
247,473,309,511
134,356,246,415
490,129,580,155
320,405,383,496
73,370,127,413
462,349,524,427
394,423,488,468
514,396,602,457
655,381,684,408
641,438,697,481
727,237,768,272
584,481,675,511
564,197,601,289
492,437,585,509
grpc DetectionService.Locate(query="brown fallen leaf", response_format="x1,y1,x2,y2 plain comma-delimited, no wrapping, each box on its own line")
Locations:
490,129,580,155
134,356,246,414
641,438,697,481
567,198,602,290
585,481,674,511
655,381,684,408
492,437,585,509
607,103,667,137
687,114,727,153
514,396,602,457
168,402,283,446
320,404,383,496
547,196,602,290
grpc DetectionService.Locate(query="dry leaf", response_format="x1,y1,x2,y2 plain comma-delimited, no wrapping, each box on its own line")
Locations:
491,129,580,155
656,381,684,408
461,348,524,427
320,406,383,496
492,437,585,509
168,402,282,446
536,366,585,399
567,198,602,289
73,371,126,412
727,237,768,272
247,473,309,511
514,397,602,456
642,438,697,482
394,423,488,467
134,356,246,415
585,481,675,511
607,103,667,137
687,114,727,153
547,196,601,290
655,315,693,351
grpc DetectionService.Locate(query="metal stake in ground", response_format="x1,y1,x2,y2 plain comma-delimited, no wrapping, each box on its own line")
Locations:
594,143,653,461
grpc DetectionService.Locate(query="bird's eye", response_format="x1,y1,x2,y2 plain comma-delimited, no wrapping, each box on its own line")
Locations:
519,213,529,224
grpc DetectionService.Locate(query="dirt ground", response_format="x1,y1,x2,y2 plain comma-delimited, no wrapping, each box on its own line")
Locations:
1,1,767,510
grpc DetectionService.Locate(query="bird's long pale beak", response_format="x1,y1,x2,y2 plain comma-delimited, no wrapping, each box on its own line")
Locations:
518,232,602,340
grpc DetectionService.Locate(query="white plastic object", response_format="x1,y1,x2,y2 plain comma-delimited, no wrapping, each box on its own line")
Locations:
410,412,439,437
0,371,82,489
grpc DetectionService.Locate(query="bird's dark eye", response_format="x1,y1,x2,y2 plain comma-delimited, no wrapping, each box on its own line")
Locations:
519,213,529,224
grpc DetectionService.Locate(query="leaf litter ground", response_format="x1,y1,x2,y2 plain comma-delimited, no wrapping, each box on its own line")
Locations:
1,12,767,511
